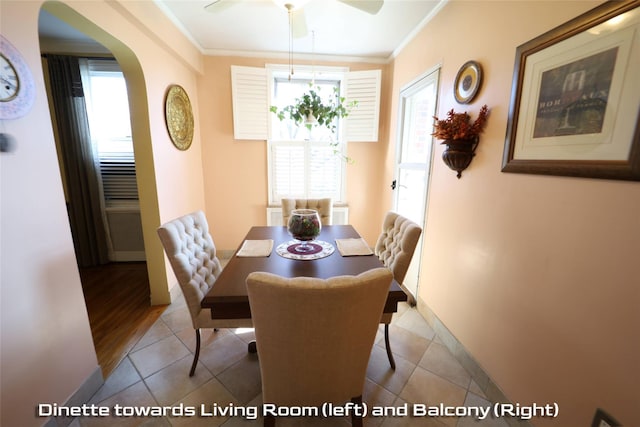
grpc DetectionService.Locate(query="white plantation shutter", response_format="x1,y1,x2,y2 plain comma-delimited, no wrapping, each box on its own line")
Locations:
231,65,268,140
344,69,381,142
269,141,345,203
308,144,343,198
271,142,306,199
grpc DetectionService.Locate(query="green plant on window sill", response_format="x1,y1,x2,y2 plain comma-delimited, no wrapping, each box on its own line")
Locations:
270,86,358,135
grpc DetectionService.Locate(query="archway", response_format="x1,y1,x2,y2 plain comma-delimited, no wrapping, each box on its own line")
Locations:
39,0,169,376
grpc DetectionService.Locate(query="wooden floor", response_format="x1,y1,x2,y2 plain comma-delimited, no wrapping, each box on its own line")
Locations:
79,262,167,379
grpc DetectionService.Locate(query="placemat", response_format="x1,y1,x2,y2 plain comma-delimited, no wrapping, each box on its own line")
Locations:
335,237,373,256
236,239,274,257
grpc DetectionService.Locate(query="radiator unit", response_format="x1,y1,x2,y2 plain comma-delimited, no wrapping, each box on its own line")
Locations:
104,205,145,262
267,206,349,226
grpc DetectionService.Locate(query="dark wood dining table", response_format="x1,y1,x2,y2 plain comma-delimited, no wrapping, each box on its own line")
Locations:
201,225,407,320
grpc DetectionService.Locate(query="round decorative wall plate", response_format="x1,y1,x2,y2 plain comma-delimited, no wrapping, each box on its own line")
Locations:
1,35,35,119
164,84,194,150
454,60,482,104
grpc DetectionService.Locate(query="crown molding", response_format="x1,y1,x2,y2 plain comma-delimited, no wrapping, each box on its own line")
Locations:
202,48,390,64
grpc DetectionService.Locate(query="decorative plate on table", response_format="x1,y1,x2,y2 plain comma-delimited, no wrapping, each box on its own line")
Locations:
276,240,335,260
454,60,482,104
164,84,194,150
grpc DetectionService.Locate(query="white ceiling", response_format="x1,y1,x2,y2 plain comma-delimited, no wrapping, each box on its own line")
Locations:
156,0,444,61
39,0,445,61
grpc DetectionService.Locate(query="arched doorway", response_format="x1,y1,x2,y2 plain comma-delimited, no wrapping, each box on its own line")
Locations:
38,2,168,377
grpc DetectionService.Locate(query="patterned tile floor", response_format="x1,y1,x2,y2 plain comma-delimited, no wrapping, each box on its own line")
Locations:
69,285,509,427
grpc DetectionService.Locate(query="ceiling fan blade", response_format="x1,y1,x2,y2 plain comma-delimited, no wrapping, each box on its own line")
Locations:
337,0,384,15
292,8,308,38
204,0,236,13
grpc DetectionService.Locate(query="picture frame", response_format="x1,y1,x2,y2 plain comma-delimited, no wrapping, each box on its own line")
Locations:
502,0,640,181
454,60,482,104
591,408,621,427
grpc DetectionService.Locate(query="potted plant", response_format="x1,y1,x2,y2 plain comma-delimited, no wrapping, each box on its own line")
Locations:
270,86,357,136
432,105,489,178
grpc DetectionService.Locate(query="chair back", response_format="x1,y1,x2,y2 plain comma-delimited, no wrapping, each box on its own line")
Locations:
374,211,422,285
282,198,332,226
246,268,392,407
157,211,222,329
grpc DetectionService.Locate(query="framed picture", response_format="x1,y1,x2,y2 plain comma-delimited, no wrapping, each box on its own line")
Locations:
502,0,640,181
591,408,621,427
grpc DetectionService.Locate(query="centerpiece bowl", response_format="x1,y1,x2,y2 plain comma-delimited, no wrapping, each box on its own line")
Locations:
287,209,321,252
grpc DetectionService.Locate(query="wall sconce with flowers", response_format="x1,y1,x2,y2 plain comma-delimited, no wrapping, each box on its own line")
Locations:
432,105,489,178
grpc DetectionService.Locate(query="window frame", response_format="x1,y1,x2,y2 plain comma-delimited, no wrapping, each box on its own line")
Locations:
266,64,349,205
80,58,138,206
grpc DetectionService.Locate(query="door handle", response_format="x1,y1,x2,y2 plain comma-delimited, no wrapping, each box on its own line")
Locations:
391,180,396,190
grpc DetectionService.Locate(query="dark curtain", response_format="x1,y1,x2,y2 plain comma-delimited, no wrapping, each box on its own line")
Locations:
46,55,109,267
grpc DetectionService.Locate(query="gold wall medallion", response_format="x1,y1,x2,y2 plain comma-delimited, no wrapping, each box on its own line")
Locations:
164,85,194,150
454,61,482,105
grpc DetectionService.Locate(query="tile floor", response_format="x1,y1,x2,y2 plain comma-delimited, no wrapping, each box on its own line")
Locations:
70,286,509,427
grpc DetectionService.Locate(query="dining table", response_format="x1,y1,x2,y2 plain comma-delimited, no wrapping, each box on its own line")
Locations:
201,224,407,321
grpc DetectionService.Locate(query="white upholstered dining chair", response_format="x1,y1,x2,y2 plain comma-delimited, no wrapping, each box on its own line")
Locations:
374,211,422,369
281,198,332,226
157,210,252,376
247,268,393,427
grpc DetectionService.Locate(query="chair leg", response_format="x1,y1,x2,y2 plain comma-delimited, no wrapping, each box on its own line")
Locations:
351,396,364,427
398,283,416,307
384,323,396,370
189,328,201,377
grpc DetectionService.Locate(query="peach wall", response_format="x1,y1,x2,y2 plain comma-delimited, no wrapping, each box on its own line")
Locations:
1,1,207,425
390,1,639,426
197,56,392,249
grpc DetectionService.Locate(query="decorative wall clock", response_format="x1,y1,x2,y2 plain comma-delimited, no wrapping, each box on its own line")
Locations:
164,84,194,150
454,60,482,104
1,35,35,119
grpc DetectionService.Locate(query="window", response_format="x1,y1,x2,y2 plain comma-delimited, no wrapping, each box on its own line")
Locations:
80,59,138,205
268,66,347,204
230,65,382,205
